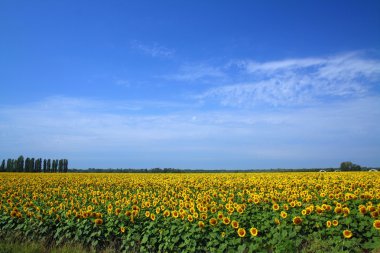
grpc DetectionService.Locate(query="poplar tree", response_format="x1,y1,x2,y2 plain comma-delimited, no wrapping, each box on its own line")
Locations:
0,159,5,172
63,159,68,173
17,155,24,172
43,159,47,173
48,159,51,172
31,158,35,172
58,159,62,173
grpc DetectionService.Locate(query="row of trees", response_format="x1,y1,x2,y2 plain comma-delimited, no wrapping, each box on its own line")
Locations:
0,156,68,173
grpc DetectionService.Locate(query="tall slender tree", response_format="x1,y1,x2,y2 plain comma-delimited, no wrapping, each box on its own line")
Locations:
38,158,42,172
47,159,51,172
25,157,30,172
53,160,57,172
31,158,35,172
58,159,63,173
17,155,24,172
63,159,68,173
6,159,12,172
0,159,5,172
43,159,47,173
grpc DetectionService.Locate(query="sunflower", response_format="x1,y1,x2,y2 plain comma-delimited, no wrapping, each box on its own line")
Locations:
132,210,139,217
223,216,231,225
120,226,125,233
359,205,367,215
237,228,246,237
368,206,376,212
145,211,150,218
326,220,332,228
343,230,352,239
272,203,280,211
150,213,155,221
293,216,302,225
187,215,193,222
198,221,205,228
342,207,350,216
10,210,17,218
231,220,239,229
373,220,380,230
217,212,224,219
209,218,218,226
249,227,258,237
172,210,179,218
163,210,170,217
280,211,287,219
332,220,339,227
94,218,103,225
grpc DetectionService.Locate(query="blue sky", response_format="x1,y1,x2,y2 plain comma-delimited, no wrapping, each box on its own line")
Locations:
1,0,380,169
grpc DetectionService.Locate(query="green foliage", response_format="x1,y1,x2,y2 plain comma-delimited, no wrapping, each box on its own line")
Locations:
340,161,362,171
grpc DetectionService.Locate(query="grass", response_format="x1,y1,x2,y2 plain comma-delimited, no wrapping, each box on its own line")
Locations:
0,239,117,253
1,239,380,253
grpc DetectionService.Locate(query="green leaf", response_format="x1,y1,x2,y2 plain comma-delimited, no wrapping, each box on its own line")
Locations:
238,244,246,253
91,240,98,248
141,234,149,244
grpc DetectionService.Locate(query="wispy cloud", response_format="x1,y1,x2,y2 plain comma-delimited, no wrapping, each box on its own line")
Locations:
0,95,379,168
131,40,175,58
162,63,226,82
198,52,380,107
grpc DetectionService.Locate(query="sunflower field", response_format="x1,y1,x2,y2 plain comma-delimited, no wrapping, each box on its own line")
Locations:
0,172,380,252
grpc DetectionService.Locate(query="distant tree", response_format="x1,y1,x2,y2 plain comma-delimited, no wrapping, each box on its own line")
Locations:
47,159,51,172
58,159,63,173
52,159,58,172
0,159,5,172
25,157,30,172
16,155,24,172
63,159,68,173
6,159,12,172
31,158,35,172
37,158,42,172
340,161,362,171
43,159,47,173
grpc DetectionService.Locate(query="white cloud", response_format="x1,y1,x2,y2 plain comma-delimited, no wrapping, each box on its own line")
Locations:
198,52,380,107
0,95,379,168
163,64,226,82
131,40,175,58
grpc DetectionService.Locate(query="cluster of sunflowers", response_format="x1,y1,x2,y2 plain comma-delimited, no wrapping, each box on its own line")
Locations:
0,172,379,251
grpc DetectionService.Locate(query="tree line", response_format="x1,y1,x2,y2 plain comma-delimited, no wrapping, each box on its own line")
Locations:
0,155,68,173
